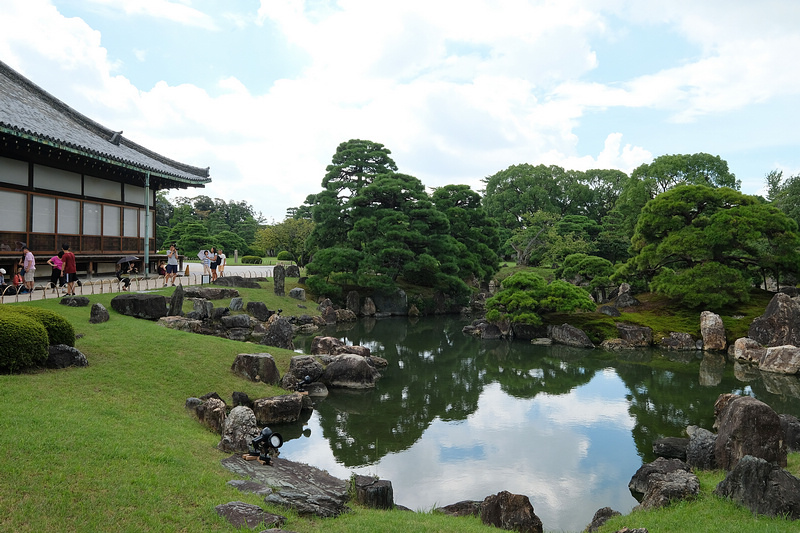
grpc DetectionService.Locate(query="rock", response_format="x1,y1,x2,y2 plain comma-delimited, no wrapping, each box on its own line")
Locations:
480,490,543,533
600,338,634,350
346,290,360,315
335,308,357,322
700,311,727,351
732,337,764,364
252,393,304,425
749,293,800,347
229,297,243,311
714,455,800,519
167,284,184,316
759,345,800,374
333,344,371,357
288,287,306,301
232,391,253,408
46,344,88,368
110,294,167,320
361,297,376,316
436,500,482,517
246,301,273,322
213,275,260,289
217,406,260,453
584,507,621,532
320,354,381,389
634,469,699,510
615,291,640,308
660,332,696,350
548,323,594,348
511,323,548,340
652,437,688,460
311,336,344,355
616,324,652,347
714,394,787,470
354,475,394,510
183,287,240,300
221,314,252,329
322,306,337,325
285,355,325,383
285,264,300,277
780,414,800,452
686,426,717,470
261,316,295,350
221,455,349,517
192,397,226,434
89,303,109,324
226,479,273,497
629,457,691,495
214,501,286,529
273,264,285,297
480,322,504,340
231,353,281,384
190,298,213,320
211,307,230,320
599,305,621,317
371,289,408,316
59,296,90,307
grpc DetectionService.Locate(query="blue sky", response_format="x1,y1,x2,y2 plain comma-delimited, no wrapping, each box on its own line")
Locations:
2,0,799,221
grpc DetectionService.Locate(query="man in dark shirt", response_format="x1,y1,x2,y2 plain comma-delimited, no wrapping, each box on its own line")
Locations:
61,243,77,296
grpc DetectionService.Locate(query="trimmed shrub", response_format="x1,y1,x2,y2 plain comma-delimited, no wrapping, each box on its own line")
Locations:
276,251,293,262
0,313,49,372
0,306,75,347
241,256,263,264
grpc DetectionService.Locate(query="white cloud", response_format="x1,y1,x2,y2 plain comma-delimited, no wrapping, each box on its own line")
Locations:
83,0,220,30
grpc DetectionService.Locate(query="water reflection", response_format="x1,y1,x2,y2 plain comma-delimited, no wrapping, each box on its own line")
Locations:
282,316,800,532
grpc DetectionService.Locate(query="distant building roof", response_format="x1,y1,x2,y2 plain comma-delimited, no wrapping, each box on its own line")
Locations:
0,60,211,189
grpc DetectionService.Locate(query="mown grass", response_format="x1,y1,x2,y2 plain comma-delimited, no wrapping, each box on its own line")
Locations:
0,284,494,533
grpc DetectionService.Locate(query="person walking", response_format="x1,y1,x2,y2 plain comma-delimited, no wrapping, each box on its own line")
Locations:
21,245,35,293
201,250,211,280
217,248,226,277
61,243,77,296
165,243,179,287
47,251,64,294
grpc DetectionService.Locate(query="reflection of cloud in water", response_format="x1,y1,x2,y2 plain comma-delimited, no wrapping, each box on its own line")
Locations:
278,371,640,532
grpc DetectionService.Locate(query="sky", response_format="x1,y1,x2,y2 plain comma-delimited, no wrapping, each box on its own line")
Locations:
2,0,800,222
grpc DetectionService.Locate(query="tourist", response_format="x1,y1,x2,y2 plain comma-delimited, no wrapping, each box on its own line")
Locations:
157,260,166,277
217,248,226,277
47,251,65,294
61,243,77,296
116,262,136,291
0,267,8,294
209,247,218,281
165,243,179,287
201,250,211,280
21,245,35,293
12,264,24,294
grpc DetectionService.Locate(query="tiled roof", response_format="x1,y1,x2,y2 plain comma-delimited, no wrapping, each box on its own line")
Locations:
0,60,211,187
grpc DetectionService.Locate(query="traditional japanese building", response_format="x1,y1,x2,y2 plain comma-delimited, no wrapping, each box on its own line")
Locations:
0,59,211,278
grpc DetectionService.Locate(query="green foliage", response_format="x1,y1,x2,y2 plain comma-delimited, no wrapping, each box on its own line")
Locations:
0,312,49,371
0,306,75,347
305,274,342,299
625,185,800,309
255,218,315,266
240,255,263,264
486,271,596,325
556,253,614,299
276,251,293,261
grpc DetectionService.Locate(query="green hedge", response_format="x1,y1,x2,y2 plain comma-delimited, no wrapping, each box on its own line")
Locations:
0,313,49,372
240,256,263,264
276,251,293,261
0,306,75,347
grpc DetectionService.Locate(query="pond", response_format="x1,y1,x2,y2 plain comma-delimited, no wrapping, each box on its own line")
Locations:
278,315,800,532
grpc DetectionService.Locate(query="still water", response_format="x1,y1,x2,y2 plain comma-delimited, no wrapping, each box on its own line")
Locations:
279,316,800,532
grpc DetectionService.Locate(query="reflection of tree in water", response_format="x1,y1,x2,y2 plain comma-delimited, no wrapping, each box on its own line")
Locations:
297,317,488,466
612,353,800,463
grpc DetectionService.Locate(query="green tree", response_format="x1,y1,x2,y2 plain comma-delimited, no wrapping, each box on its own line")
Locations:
257,218,315,266
485,271,596,325
508,211,593,267
556,253,615,301
626,185,800,308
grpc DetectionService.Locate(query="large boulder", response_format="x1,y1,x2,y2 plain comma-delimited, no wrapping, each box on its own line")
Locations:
288,287,306,301
273,264,285,297
59,295,90,307
629,457,691,495
252,393,304,425
110,294,167,320
183,287,240,300
346,290,360,315
748,293,800,347
759,345,800,374
261,316,295,350
780,414,800,452
320,354,381,389
214,501,286,529
217,406,260,453
660,332,696,350
189,396,226,434
685,425,717,470
286,264,300,277
245,301,273,321
652,437,688,461
212,276,260,289
311,336,344,355
732,337,765,364
700,311,727,351
616,324,653,347
167,284,184,316
714,455,800,519
354,475,394,510
548,323,594,348
231,353,281,384
361,297,376,316
714,394,787,470
281,355,325,390
480,491,543,533
634,469,699,510
89,303,109,324
584,507,621,532
615,291,640,308
371,289,408,316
